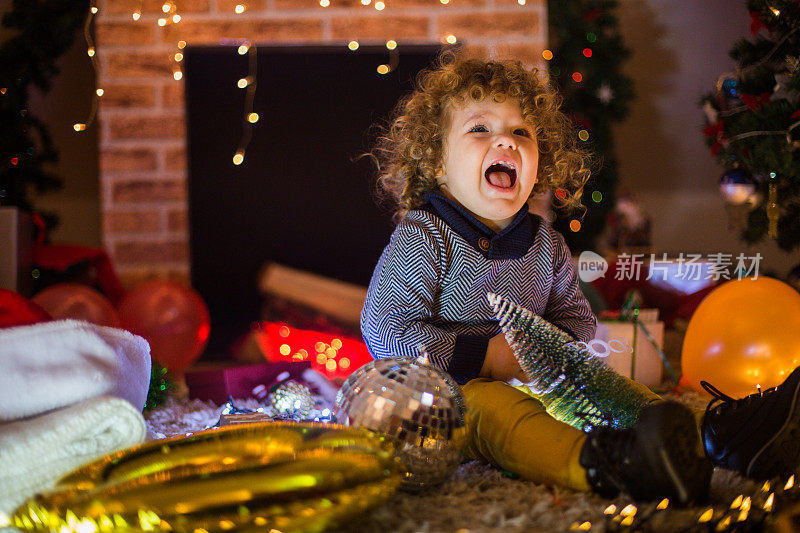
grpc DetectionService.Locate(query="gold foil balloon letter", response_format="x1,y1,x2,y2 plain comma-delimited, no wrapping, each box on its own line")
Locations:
10,422,401,533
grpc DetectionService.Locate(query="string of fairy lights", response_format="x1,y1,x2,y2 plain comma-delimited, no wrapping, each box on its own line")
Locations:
74,0,542,167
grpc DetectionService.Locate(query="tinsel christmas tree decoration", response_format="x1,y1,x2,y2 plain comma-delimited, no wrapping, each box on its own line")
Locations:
487,292,652,431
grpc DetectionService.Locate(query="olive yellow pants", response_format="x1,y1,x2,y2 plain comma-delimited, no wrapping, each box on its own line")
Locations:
460,377,664,492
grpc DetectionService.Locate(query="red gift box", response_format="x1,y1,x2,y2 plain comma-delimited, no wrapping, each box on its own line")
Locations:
184,361,311,403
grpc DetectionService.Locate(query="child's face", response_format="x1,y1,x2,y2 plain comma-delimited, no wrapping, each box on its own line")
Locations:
439,96,539,232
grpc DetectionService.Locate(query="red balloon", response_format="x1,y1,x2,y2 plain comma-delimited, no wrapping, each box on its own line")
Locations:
32,283,120,327
118,280,210,374
0,289,51,328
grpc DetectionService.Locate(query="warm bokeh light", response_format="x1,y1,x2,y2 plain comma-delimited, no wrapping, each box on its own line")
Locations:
237,77,249,88
578,129,590,141
247,113,259,123
348,40,359,51
572,72,583,82
235,4,246,14
96,88,104,96
386,40,397,50
542,49,553,61
233,152,244,165
569,219,582,232
255,322,374,379
73,123,86,132
445,34,457,44
377,64,389,74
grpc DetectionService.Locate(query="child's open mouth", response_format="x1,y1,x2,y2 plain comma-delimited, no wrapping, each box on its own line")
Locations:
484,162,517,189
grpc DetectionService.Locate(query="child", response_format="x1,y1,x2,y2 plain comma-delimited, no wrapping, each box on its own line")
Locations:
361,52,800,504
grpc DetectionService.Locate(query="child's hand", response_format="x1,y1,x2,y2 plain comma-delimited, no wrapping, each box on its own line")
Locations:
480,333,530,382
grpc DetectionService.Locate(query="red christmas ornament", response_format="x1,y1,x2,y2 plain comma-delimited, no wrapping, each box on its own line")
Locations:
749,10,766,36
741,92,771,110
702,120,725,138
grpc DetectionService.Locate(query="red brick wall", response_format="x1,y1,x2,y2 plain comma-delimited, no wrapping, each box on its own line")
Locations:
96,0,546,287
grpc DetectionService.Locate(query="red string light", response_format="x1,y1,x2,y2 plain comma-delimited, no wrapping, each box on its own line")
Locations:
254,322,374,380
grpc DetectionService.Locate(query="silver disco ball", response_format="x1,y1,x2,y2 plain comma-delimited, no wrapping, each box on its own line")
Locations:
335,355,467,492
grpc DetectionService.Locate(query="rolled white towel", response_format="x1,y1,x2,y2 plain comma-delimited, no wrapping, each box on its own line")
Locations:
0,395,146,515
0,320,151,421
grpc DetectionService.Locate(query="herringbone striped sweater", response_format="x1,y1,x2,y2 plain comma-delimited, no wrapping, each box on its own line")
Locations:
361,193,597,384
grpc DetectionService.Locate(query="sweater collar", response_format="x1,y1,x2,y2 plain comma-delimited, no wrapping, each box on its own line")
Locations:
420,191,538,259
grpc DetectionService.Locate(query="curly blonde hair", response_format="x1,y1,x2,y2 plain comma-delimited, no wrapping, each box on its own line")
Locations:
372,51,592,221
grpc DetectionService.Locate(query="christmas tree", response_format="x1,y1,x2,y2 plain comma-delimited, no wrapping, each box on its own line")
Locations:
0,0,89,228
487,292,651,431
547,0,635,253
701,0,800,251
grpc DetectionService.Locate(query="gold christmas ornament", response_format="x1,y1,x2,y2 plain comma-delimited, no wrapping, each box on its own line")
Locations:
335,355,467,492
10,422,402,533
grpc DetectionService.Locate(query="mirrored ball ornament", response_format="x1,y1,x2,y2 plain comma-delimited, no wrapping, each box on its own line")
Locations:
269,380,315,419
335,355,467,492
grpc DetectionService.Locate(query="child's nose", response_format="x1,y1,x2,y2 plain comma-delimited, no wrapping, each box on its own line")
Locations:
495,134,516,151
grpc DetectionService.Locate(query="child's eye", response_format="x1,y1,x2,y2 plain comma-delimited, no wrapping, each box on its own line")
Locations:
513,128,532,137
468,124,489,133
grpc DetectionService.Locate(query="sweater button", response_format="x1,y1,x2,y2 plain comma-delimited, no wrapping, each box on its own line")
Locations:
478,237,490,251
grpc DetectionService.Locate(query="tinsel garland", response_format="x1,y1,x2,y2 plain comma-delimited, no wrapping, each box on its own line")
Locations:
488,293,651,431
144,361,174,411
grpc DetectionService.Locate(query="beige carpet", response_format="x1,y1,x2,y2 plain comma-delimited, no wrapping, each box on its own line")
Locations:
144,390,767,533
142,325,785,532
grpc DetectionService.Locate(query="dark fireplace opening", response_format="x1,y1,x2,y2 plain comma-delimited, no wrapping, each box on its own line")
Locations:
185,44,442,359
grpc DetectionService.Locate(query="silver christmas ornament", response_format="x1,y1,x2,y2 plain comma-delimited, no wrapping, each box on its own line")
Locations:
334,355,467,492
269,380,315,419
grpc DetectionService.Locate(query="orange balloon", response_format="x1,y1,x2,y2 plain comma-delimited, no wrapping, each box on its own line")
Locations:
118,280,210,374
681,277,800,398
32,283,120,327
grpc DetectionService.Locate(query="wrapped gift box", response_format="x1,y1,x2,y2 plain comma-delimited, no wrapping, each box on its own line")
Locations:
185,361,311,403
593,310,665,387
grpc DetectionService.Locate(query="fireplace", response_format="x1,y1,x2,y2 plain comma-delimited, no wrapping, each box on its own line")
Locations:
185,45,441,357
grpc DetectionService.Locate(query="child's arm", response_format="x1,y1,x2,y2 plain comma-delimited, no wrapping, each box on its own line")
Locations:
362,217,494,385
541,228,597,342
